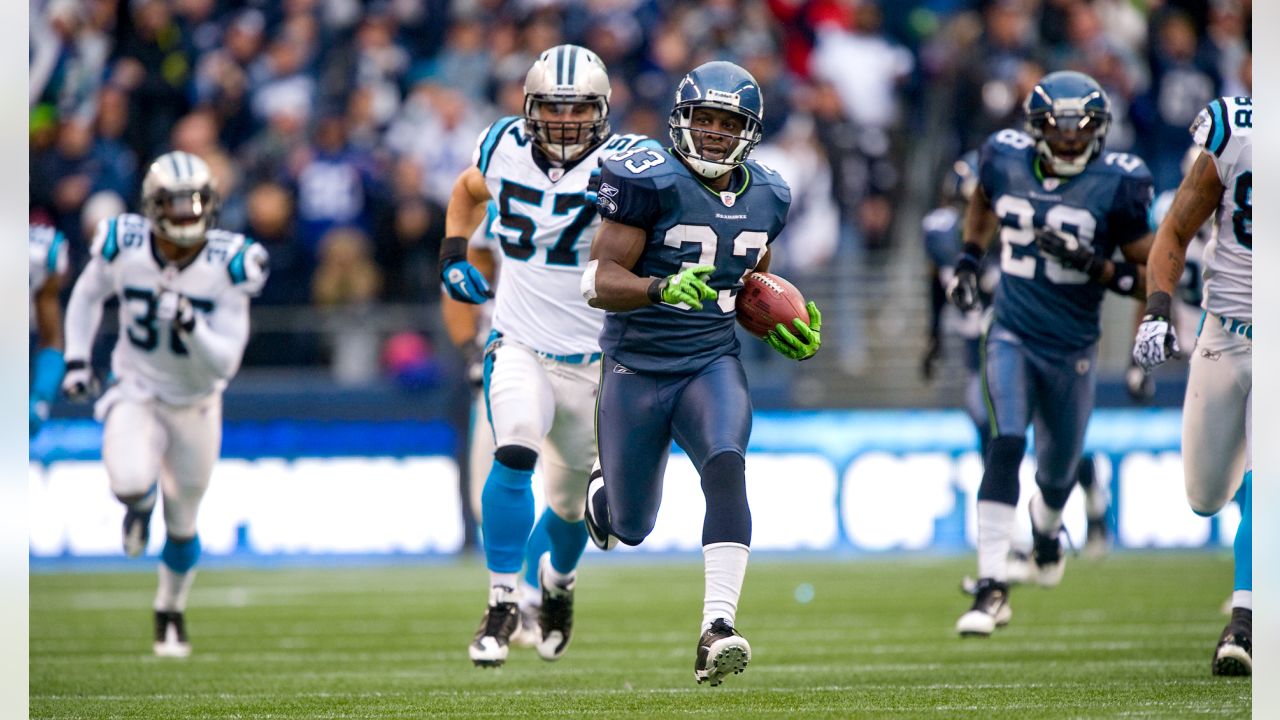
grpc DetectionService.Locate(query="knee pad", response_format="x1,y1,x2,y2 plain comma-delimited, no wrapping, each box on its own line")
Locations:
494,444,538,472
978,435,1025,506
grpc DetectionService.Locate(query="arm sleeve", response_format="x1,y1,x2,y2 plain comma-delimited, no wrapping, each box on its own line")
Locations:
595,163,661,229
184,292,250,380
63,218,119,361
63,258,113,361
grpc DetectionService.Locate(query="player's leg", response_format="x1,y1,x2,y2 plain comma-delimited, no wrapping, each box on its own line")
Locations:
958,326,1030,636
470,386,544,649
1074,454,1111,557
587,362,675,547
472,342,556,667
1027,342,1097,587
528,360,600,661
153,393,222,658
670,355,753,685
100,394,166,558
1186,322,1253,676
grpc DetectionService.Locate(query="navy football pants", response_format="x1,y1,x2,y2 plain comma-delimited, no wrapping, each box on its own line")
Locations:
982,321,1097,502
596,354,752,545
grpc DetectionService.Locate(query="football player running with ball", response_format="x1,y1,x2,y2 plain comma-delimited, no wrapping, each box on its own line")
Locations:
1133,95,1253,676
581,61,820,686
947,71,1153,637
440,45,659,668
62,151,269,657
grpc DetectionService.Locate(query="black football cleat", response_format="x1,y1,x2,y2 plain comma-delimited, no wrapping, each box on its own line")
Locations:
695,618,751,686
469,586,521,667
1212,608,1252,676
153,610,191,658
956,578,1011,637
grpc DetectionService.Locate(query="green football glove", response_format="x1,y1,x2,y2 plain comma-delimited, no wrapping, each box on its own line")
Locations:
658,264,718,310
764,301,822,361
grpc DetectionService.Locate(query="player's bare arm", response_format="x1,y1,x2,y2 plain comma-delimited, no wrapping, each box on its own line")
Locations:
440,167,495,304
34,275,63,351
445,166,493,239
583,218,652,311
1148,152,1224,297
961,185,997,251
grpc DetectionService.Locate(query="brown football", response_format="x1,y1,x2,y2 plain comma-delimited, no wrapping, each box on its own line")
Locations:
736,272,809,338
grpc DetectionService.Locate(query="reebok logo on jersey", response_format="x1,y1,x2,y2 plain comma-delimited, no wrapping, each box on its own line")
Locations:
599,183,619,198
597,183,619,213
612,363,635,375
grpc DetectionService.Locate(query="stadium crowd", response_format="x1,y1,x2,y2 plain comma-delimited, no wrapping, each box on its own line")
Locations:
29,0,1249,319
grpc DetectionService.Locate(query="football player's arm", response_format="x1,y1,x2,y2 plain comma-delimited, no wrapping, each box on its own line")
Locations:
961,185,997,251
34,273,63,351
1147,152,1223,301
440,167,494,303
582,218,653,311
441,242,497,349
63,258,113,364
180,294,250,380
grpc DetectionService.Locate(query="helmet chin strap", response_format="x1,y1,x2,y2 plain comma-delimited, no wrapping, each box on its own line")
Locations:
1037,140,1091,177
159,219,208,248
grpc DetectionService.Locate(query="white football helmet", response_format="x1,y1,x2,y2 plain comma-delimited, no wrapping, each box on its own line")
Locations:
523,45,611,163
142,151,219,247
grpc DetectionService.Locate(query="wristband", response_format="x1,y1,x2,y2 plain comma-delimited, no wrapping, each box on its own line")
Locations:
647,277,667,304
1144,290,1172,320
440,235,468,266
1105,261,1139,295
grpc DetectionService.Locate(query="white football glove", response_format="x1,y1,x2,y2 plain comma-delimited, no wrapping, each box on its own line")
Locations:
60,360,97,403
1132,316,1179,371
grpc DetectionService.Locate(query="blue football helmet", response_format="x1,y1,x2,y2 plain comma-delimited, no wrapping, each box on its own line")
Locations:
1023,71,1111,177
942,150,980,205
668,61,764,179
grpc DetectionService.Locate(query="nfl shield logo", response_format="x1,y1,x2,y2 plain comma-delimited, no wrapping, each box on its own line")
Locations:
720,191,736,207
548,168,564,182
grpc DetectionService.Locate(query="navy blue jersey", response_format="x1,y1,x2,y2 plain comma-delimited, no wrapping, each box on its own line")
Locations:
979,129,1153,355
596,147,791,374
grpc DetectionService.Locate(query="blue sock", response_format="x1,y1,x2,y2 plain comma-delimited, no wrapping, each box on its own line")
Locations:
545,510,588,576
481,460,535,573
161,534,201,573
1234,471,1251,592
32,347,66,403
523,509,554,589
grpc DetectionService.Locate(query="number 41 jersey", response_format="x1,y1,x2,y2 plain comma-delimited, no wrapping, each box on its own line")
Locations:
473,117,654,356
1190,96,1252,322
979,129,1153,356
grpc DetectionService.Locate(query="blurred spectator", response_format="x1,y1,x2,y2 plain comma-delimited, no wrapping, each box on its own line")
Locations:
952,0,1042,152
91,85,139,203
384,83,485,207
31,120,117,240
312,227,384,385
373,158,446,304
245,182,309,306
30,0,109,125
294,114,378,256
1132,10,1220,190
113,0,193,163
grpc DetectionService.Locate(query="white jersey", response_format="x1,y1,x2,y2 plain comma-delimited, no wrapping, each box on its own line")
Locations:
29,223,68,303
65,214,269,405
1190,96,1252,321
472,117,652,355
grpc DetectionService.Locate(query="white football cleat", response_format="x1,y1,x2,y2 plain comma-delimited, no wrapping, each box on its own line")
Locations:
695,618,751,686
956,579,1011,637
535,553,575,661
584,471,619,551
469,585,520,667
1028,495,1066,587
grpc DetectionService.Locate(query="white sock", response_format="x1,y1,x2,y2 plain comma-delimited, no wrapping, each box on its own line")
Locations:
517,578,540,610
154,564,196,613
1083,478,1109,519
1233,590,1252,611
541,562,575,590
702,542,749,631
1029,492,1063,534
977,501,1016,582
489,572,519,601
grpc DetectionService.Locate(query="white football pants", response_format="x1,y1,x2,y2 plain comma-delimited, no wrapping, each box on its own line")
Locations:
100,388,222,538
1183,313,1252,515
485,341,599,521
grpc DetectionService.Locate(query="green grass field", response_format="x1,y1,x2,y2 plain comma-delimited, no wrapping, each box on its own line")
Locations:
30,552,1250,719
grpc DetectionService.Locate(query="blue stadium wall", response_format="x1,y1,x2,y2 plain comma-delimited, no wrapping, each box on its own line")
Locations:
28,408,1236,563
